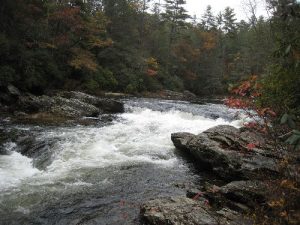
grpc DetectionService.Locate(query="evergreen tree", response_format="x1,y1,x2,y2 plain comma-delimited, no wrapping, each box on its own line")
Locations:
201,5,216,31
223,7,237,34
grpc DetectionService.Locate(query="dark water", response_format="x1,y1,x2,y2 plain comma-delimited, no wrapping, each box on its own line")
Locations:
0,98,241,225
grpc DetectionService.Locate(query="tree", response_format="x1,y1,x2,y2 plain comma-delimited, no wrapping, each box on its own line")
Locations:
161,0,189,73
201,5,216,31
223,7,237,34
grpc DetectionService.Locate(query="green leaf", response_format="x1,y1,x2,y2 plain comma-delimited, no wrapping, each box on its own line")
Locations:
285,44,291,55
287,117,296,129
286,134,300,145
293,130,300,135
281,113,289,124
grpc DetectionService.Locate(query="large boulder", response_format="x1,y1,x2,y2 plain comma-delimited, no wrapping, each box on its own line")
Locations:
171,125,279,180
56,91,124,113
16,91,124,119
140,197,251,225
17,95,100,118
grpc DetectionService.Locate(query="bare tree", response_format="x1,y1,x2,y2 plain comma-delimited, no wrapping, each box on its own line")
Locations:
242,0,259,26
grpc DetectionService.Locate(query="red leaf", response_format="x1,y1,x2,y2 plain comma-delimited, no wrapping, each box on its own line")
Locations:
192,192,203,200
246,143,256,150
146,69,158,76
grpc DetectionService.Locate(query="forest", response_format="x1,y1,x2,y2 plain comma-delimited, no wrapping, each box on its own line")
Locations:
0,0,298,111
0,1,300,224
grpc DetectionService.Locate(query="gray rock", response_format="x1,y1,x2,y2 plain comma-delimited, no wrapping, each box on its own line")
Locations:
220,180,267,206
18,95,100,118
0,129,10,155
16,135,59,170
159,90,197,101
57,91,124,113
7,85,21,96
202,180,267,213
183,90,197,99
171,125,279,180
16,91,125,120
140,197,251,225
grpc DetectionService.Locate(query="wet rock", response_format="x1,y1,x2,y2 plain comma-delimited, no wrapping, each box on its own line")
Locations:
171,132,195,151
183,90,196,99
7,85,21,97
201,180,267,213
18,95,100,118
190,97,224,105
171,125,279,180
157,90,197,101
0,85,21,107
57,91,124,113
16,91,124,121
104,92,128,98
220,180,267,207
95,98,124,113
140,197,251,225
0,130,9,155
186,188,203,198
16,134,59,170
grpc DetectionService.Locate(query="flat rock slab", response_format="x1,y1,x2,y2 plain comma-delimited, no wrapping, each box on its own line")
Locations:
140,197,251,225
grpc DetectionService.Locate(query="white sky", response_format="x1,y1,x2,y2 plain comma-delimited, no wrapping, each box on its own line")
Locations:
152,0,270,22
185,0,269,22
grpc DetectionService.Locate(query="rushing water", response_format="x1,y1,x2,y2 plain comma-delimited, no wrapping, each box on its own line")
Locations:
0,98,242,225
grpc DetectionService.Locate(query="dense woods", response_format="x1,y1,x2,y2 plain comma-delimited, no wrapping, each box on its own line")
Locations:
0,0,299,110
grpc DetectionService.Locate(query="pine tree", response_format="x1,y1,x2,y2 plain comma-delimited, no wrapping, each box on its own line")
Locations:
223,7,237,34
201,5,216,31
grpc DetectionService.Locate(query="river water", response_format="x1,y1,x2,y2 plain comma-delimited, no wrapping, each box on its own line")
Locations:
0,98,242,225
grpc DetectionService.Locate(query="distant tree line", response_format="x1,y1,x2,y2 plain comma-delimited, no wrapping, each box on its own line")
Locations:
0,0,299,107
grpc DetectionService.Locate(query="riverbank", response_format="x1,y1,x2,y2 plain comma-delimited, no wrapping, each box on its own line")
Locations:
141,125,300,225
0,85,225,125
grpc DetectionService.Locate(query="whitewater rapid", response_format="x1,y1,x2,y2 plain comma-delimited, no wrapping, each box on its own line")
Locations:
0,98,243,224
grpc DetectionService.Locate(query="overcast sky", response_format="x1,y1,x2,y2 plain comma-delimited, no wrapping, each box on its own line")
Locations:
152,0,269,22
185,0,269,22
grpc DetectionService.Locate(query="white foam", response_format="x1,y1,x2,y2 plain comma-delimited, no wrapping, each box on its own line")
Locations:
0,152,40,190
42,107,241,177
0,104,241,190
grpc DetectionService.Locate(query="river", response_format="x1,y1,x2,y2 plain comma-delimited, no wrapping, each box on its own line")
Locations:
0,98,242,225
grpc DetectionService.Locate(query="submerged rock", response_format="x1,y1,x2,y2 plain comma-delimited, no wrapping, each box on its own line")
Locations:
140,197,251,225
171,125,279,180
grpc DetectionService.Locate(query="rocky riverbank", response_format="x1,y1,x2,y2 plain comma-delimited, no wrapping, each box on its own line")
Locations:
140,125,300,225
0,86,126,159
0,85,124,125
